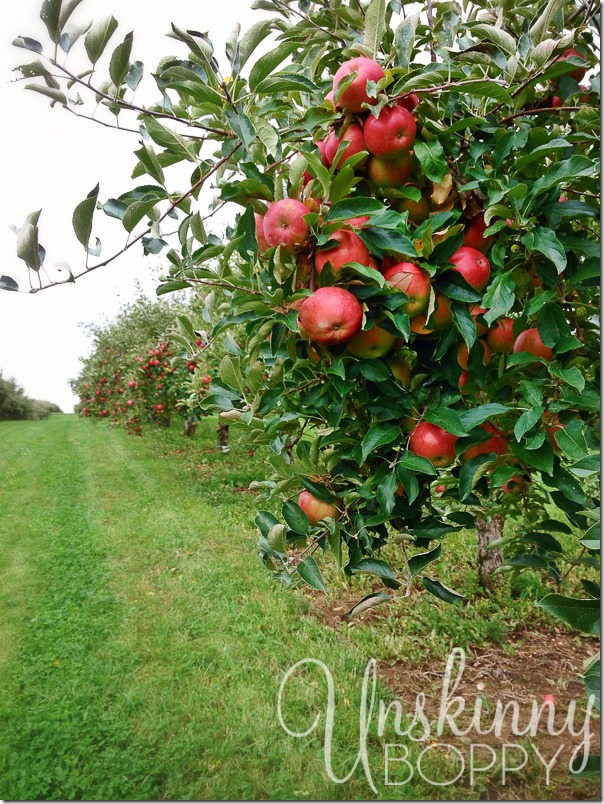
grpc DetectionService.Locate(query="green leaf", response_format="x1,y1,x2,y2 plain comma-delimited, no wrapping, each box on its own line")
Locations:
399,452,437,476
536,302,571,346
144,117,195,162
536,594,600,636
72,183,99,249
413,140,448,184
282,501,310,535
255,510,280,539
461,79,513,106
377,471,398,517
521,228,566,273
59,0,85,29
514,406,544,441
511,440,554,475
125,60,143,91
252,117,279,157
40,0,62,44
408,544,441,579
297,556,328,592
568,454,600,477
325,197,385,221
16,223,41,271
460,404,508,430
363,0,386,61
349,558,401,589
84,17,118,64
238,20,272,71
249,41,299,92
225,108,257,154
108,31,133,88
471,23,517,56
482,271,516,325
553,420,588,460
0,275,19,292
422,577,466,604
344,591,391,618
300,479,335,504
424,408,467,437
255,74,318,95
513,138,572,172
451,302,476,350
459,454,496,501
219,355,245,392
530,156,595,197
361,423,401,462
549,366,585,393
24,84,67,106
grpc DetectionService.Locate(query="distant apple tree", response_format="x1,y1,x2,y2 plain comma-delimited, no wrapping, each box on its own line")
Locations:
10,0,600,671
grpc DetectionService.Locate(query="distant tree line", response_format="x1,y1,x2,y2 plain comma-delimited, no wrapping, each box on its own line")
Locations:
0,373,62,420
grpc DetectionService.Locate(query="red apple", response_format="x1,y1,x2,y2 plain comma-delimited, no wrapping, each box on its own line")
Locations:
435,484,446,493
551,95,563,108
461,424,508,463
463,212,495,253
298,287,363,345
254,212,270,253
409,421,459,468
127,399,134,407
513,328,553,361
332,57,385,113
469,304,489,337
409,314,434,335
318,138,331,167
561,48,587,81
202,374,211,385
363,104,416,158
398,93,420,112
459,370,470,388
346,325,396,358
383,262,431,316
502,474,524,493
128,380,136,388
263,199,310,251
448,246,491,291
298,490,340,524
324,123,366,169
487,318,515,353
367,152,413,188
315,229,370,273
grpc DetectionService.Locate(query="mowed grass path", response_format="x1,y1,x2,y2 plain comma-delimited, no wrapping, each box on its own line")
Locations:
0,415,445,801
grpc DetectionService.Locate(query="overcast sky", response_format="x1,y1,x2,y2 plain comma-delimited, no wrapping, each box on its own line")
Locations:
1,0,266,411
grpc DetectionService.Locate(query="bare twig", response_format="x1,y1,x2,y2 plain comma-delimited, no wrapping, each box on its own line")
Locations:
426,0,436,62
499,105,581,123
272,0,348,44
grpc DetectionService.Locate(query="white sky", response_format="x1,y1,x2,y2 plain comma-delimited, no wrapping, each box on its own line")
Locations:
1,0,266,412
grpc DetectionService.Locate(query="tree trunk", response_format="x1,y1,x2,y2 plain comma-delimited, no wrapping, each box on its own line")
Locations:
183,417,197,437
476,514,505,589
216,423,229,452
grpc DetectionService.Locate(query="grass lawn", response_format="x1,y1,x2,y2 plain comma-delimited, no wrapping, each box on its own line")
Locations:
0,415,598,800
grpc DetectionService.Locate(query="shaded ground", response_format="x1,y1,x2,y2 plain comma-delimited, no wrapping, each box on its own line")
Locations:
308,589,600,800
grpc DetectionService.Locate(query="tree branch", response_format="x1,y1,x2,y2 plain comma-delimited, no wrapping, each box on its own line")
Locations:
29,144,242,293
499,105,581,123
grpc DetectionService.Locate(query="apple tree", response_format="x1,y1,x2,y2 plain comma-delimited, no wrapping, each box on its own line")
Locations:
11,0,600,617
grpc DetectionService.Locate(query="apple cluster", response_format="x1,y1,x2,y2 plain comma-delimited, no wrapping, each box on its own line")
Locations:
251,57,565,495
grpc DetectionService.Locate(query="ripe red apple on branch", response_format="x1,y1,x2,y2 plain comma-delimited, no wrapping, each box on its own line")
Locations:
315,229,370,273
324,123,367,169
363,104,417,158
298,287,363,345
298,490,341,525
346,324,396,358
448,246,491,291
513,328,554,361
332,57,385,113
487,318,516,353
263,199,310,251
409,421,459,468
460,424,508,463
383,262,431,316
